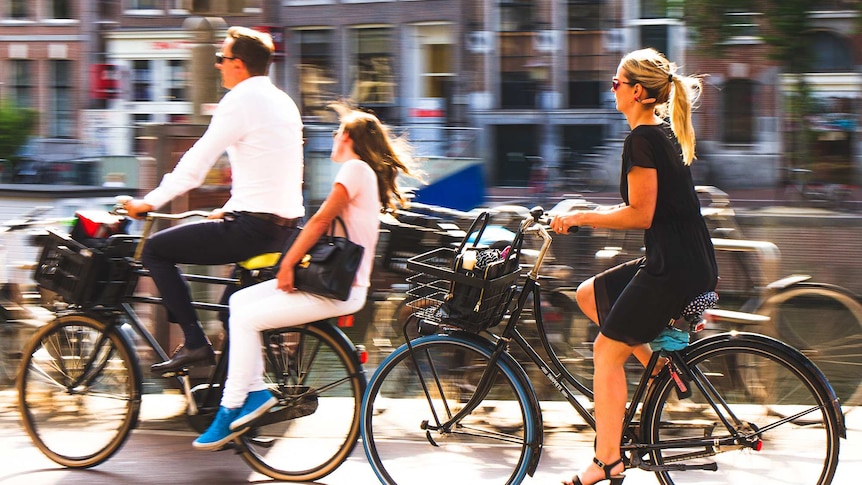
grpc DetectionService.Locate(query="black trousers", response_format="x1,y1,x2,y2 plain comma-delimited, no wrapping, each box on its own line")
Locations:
142,213,298,347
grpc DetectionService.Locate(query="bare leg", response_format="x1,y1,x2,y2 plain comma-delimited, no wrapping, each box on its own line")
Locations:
566,333,630,484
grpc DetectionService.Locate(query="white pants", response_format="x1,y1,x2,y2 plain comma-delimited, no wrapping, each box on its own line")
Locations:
221,279,368,409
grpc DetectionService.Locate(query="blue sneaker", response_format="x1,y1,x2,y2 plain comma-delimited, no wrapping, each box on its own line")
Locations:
193,407,245,451
230,389,278,431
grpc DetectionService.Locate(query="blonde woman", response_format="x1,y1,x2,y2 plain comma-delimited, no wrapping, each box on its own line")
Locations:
195,103,417,449
551,48,718,485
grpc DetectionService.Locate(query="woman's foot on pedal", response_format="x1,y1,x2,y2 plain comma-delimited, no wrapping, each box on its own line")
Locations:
193,406,246,451
563,457,625,485
230,389,278,430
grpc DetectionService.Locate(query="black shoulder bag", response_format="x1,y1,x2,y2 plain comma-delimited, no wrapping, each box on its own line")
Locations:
294,217,365,301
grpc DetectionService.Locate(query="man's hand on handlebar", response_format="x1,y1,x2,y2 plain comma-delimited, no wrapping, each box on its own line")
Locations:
123,199,154,220
207,209,227,220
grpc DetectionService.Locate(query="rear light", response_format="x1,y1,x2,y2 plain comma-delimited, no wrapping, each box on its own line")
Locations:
355,345,368,364
337,315,354,328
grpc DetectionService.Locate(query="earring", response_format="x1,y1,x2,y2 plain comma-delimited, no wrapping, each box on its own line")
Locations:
634,96,640,102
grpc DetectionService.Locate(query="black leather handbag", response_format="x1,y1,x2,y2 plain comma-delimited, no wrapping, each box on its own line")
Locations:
294,217,364,301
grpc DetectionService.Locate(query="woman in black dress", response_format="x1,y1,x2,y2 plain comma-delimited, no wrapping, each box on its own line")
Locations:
551,48,718,485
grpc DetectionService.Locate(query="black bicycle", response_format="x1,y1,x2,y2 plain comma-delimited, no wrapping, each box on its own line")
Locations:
16,207,367,481
361,208,846,484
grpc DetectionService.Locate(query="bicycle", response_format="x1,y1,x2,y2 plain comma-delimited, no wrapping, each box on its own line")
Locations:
16,206,367,481
0,208,71,388
780,167,854,210
696,185,862,411
361,207,846,484
554,149,610,194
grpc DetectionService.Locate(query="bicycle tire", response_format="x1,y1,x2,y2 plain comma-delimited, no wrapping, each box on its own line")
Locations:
756,283,862,408
642,332,842,485
362,332,538,484
238,323,365,482
17,313,142,468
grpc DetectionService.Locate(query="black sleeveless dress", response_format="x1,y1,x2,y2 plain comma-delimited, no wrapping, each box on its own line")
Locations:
593,123,718,345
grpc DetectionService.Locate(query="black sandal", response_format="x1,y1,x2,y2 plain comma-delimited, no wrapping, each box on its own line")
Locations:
563,457,625,485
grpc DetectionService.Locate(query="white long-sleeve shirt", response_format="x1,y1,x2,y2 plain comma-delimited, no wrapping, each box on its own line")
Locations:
143,76,305,219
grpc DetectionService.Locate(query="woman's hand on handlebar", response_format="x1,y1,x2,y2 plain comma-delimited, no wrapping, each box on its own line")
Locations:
550,212,583,234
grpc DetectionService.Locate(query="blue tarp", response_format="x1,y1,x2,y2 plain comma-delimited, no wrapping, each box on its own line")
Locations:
412,163,485,212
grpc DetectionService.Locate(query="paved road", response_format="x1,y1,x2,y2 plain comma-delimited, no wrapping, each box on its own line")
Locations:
2,390,861,484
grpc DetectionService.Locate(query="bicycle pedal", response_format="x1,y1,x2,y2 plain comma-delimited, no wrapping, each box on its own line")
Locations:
156,368,189,378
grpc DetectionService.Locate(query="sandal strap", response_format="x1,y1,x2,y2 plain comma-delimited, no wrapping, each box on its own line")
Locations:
591,457,624,479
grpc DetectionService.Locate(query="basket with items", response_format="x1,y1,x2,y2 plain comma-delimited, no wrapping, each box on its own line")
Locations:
405,212,523,333
34,210,139,308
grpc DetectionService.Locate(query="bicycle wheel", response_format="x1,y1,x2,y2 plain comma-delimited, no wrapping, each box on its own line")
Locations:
18,313,141,468
239,323,365,482
362,333,538,485
758,284,862,408
643,334,842,485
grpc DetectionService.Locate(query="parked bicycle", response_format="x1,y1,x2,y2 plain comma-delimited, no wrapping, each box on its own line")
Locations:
361,208,846,484
697,185,862,411
781,167,854,210
554,148,610,194
16,205,367,481
0,208,70,388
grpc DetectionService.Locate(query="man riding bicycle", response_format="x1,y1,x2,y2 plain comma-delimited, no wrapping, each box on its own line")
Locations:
124,26,304,375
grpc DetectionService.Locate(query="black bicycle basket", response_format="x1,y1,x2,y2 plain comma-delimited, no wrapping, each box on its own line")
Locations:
405,211,523,333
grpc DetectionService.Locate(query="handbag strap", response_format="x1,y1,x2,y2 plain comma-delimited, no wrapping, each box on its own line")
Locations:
456,211,490,253
328,216,350,241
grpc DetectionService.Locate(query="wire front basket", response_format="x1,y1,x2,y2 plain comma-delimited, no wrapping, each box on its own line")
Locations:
406,247,521,333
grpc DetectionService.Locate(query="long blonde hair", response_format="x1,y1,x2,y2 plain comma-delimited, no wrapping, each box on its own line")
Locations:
621,48,702,165
330,103,419,211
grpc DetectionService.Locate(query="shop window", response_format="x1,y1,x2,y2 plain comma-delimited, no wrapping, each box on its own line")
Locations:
49,0,72,19
10,60,33,108
568,0,602,31
809,31,853,72
500,0,534,32
49,60,74,138
133,60,152,102
297,29,337,118
10,0,29,19
168,60,187,102
723,79,755,144
350,27,396,120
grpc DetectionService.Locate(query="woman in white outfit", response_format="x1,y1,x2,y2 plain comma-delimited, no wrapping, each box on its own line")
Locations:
195,103,417,449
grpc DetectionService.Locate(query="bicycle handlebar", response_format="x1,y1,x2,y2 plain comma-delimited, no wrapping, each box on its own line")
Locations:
519,207,578,280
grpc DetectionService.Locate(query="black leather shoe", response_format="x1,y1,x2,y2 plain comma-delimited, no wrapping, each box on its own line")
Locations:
151,345,215,374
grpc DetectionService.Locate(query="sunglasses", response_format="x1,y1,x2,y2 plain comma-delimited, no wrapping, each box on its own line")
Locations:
215,52,239,64
612,78,637,91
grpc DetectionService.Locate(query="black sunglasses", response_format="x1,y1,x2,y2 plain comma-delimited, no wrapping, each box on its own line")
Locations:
612,78,637,91
216,52,239,64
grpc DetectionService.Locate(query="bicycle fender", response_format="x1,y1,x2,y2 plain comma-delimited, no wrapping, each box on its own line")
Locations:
765,274,812,290
310,321,368,390
404,331,546,476
684,331,846,439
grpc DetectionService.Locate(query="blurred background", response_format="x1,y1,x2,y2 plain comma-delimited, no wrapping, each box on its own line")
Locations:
0,1,861,406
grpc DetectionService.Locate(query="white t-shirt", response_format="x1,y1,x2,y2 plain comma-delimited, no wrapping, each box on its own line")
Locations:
333,158,381,288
